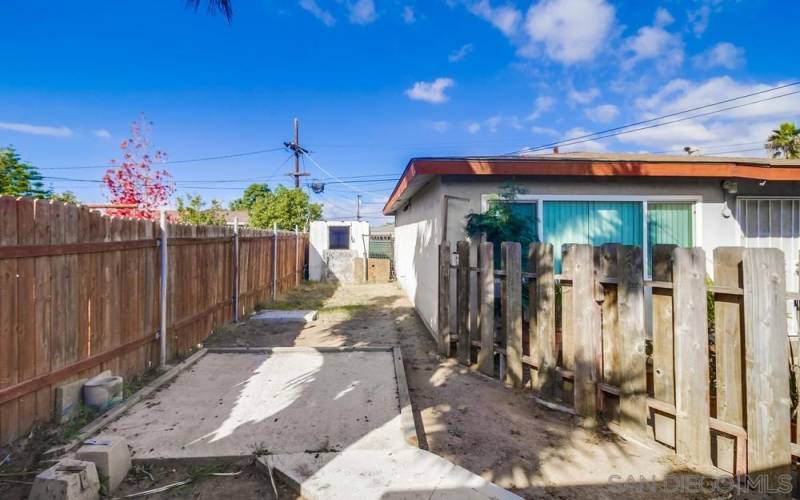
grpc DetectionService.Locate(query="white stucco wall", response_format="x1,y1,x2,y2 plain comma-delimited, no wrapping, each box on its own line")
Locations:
309,220,370,282
393,179,442,336
393,174,800,335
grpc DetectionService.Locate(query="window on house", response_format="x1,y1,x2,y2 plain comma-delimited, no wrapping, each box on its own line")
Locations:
328,226,350,250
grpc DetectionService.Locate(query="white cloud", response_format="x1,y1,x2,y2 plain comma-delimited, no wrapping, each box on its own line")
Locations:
0,121,72,137
448,43,473,62
92,129,111,138
621,76,800,152
402,5,415,23
560,127,608,152
687,5,711,36
405,78,455,103
568,87,600,104
468,0,522,37
467,122,481,134
693,42,744,69
527,95,554,120
483,114,523,132
524,0,616,64
585,103,619,123
299,0,336,26
622,8,684,71
348,0,377,25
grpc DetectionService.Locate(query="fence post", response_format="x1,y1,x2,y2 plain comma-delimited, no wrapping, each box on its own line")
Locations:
532,243,556,398
567,244,598,423
457,241,471,365
478,242,494,376
672,247,711,466
712,247,744,474
651,244,676,448
295,225,300,286
617,245,647,437
158,210,168,368
233,218,240,323
502,242,523,388
742,248,791,487
438,241,451,356
272,222,278,301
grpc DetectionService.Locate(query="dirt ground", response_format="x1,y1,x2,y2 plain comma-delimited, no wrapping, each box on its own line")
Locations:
205,281,730,500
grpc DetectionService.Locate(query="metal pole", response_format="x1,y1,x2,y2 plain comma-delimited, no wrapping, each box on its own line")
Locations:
273,222,278,301
295,225,300,286
293,118,300,188
159,210,168,368
233,217,240,322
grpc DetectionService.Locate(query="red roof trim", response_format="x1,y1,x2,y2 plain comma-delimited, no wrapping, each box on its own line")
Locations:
383,158,800,215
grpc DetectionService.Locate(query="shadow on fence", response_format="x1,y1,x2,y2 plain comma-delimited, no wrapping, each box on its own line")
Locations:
439,239,800,491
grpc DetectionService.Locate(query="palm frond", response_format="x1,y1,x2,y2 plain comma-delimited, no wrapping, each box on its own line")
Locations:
185,0,233,22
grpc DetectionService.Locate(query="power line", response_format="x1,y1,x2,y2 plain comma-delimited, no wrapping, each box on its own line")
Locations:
37,147,287,170
506,81,800,155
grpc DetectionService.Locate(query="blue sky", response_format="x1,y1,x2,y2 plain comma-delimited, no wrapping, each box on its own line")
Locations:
2,0,798,221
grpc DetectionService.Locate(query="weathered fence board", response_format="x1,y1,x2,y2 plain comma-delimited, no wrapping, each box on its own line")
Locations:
477,243,494,376
712,247,745,474
438,241,451,356
651,244,676,448
532,243,556,398
456,241,470,365
742,248,791,487
502,242,523,388
672,247,711,466
618,245,647,436
0,198,309,445
567,244,598,422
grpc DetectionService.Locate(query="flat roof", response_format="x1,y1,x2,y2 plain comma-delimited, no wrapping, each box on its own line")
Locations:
382,153,800,215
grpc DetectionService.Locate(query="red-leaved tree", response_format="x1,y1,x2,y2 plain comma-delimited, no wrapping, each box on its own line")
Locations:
103,114,175,220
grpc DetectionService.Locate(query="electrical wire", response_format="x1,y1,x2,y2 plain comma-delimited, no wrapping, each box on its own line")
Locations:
505,81,800,155
37,147,288,170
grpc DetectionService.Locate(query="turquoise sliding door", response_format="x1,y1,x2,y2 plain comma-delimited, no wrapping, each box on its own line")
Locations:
647,202,693,273
543,201,643,272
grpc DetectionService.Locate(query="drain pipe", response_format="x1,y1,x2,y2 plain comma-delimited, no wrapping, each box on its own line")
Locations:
159,210,168,368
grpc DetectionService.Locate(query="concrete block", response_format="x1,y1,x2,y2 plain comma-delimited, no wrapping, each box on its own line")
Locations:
367,258,391,283
54,378,88,423
28,459,100,500
75,436,131,493
251,310,317,322
83,375,123,412
353,257,366,283
86,370,112,385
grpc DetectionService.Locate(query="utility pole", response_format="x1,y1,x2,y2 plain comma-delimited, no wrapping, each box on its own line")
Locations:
357,194,362,221
284,118,309,188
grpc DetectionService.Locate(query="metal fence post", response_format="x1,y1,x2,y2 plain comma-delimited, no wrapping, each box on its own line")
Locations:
233,217,240,322
295,225,300,286
159,210,168,368
273,222,278,301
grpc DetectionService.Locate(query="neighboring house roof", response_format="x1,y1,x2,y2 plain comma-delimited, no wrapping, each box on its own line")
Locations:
383,153,800,215
371,223,395,234
221,210,249,225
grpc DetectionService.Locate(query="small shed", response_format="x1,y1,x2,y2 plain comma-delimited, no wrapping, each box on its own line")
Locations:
309,220,369,282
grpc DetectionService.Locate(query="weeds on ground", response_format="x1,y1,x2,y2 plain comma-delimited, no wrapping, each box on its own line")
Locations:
317,304,368,320
256,281,338,311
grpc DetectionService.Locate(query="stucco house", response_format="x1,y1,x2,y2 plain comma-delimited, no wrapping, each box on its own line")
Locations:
383,153,800,337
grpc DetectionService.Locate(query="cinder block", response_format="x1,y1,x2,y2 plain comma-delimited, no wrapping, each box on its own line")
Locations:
54,378,88,424
75,435,131,493
86,370,112,385
28,459,100,500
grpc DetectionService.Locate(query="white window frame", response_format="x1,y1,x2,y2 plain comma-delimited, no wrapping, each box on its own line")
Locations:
480,193,702,278
734,196,800,246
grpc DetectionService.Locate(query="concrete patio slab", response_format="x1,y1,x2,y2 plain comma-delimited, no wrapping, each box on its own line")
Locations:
260,450,523,500
103,349,406,460
251,310,317,322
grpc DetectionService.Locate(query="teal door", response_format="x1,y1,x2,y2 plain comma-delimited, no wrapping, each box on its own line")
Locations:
647,202,693,273
543,201,643,272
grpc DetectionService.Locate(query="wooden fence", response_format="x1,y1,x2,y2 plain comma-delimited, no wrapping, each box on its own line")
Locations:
439,240,800,487
0,196,308,445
